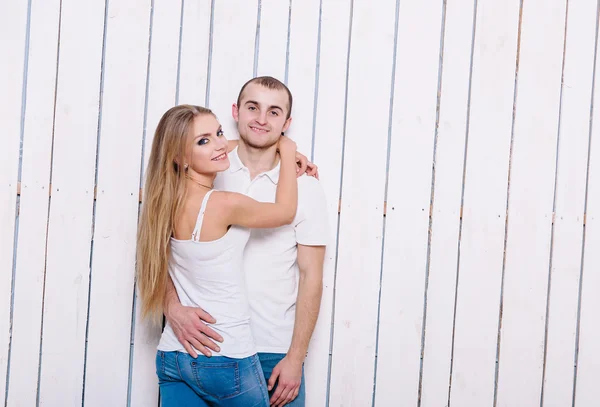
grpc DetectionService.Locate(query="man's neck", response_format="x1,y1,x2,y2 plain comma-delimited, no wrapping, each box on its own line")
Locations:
236,140,279,179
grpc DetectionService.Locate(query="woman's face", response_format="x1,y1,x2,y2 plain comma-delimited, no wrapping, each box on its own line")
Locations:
185,114,230,175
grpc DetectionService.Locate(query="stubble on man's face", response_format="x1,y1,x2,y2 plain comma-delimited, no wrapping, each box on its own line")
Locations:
235,84,290,150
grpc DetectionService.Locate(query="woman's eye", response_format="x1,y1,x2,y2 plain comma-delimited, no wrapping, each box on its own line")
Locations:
198,138,209,146
217,130,224,137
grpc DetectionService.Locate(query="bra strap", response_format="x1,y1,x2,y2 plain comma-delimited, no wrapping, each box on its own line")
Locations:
191,189,215,241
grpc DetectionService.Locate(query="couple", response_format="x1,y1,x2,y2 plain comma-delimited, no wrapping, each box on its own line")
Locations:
136,76,328,406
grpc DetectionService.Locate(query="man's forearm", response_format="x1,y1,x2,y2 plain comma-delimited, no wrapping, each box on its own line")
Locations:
163,275,181,318
287,271,323,362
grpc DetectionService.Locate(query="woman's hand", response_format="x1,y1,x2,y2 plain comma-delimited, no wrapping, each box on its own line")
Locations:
295,151,319,179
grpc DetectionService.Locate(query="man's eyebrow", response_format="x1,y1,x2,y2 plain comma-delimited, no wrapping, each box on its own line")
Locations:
244,100,284,112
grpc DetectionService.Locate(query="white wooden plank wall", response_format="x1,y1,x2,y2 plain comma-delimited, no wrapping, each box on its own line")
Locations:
449,1,520,405
37,0,106,405
375,0,444,405
542,1,597,406
1,1,599,406
419,0,474,405
83,2,151,406
328,0,396,405
496,0,567,405
6,0,61,405
0,1,30,401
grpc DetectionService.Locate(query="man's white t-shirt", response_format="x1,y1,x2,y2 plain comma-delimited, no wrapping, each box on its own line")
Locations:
215,147,329,353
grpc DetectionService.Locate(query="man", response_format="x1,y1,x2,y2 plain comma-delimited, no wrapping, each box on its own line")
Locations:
164,76,328,406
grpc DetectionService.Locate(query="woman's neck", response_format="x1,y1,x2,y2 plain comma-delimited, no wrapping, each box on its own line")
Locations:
185,171,216,189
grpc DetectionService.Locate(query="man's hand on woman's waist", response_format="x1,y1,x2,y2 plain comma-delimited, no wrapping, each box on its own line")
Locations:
165,303,223,358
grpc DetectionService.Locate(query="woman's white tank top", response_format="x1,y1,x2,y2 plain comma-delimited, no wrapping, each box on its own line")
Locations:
157,190,255,358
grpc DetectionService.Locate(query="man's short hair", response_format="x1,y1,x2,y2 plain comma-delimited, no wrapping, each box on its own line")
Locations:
236,76,293,119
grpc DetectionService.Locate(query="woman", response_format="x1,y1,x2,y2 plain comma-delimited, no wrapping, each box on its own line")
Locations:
136,104,298,406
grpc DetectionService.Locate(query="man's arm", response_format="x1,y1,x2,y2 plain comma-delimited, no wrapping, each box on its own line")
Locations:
268,244,325,407
163,275,223,358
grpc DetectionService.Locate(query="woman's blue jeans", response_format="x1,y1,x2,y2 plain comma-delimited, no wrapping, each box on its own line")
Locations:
156,350,269,406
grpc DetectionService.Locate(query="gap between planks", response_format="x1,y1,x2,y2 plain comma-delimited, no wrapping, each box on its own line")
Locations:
14,181,587,223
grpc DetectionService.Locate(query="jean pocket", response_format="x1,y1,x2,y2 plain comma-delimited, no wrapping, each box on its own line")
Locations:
192,360,241,400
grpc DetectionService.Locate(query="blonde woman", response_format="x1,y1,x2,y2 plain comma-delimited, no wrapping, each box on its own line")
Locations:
136,104,298,406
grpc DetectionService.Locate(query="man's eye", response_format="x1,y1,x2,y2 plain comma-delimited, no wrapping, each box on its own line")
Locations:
198,138,208,145
248,106,256,111
270,111,279,116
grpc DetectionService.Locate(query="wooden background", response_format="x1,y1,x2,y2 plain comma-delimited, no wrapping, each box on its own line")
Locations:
1,0,599,406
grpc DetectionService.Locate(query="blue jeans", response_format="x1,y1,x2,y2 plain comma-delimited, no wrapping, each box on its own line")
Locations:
258,353,305,407
156,351,269,406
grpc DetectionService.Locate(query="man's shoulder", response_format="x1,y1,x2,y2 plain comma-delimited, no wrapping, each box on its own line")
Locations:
297,174,323,195
297,175,326,212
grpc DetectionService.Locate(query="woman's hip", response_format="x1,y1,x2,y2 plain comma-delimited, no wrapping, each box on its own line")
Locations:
156,350,269,406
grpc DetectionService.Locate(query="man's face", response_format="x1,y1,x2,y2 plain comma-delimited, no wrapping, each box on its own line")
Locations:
232,83,292,150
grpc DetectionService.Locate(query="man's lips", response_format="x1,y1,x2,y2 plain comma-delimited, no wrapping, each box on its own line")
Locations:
249,125,269,133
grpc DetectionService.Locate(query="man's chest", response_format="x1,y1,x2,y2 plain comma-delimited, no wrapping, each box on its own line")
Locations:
216,171,276,202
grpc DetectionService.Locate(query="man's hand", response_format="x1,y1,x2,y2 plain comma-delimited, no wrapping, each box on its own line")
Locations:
166,304,224,358
268,355,303,407
295,151,319,179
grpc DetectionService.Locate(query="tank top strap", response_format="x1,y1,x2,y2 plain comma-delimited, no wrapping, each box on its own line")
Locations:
191,189,215,242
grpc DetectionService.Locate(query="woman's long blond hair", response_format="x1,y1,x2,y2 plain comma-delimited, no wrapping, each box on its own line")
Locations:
136,104,214,323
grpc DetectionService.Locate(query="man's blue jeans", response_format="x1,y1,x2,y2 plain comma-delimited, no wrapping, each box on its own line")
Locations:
258,353,306,407
156,351,269,406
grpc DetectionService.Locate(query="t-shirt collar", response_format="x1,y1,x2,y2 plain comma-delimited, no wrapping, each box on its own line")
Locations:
229,146,280,184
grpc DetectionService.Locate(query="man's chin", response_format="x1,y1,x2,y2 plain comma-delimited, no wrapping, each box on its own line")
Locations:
241,136,279,150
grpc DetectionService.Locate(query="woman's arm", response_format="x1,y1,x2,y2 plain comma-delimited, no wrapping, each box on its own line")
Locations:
221,137,298,228
228,138,319,178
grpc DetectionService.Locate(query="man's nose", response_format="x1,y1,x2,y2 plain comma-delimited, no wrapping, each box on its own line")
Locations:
257,110,268,125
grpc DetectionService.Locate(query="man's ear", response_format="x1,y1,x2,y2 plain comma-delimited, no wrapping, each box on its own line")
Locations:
232,103,239,122
282,116,292,133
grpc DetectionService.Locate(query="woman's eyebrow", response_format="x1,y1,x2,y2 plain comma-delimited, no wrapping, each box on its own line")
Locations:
195,126,222,139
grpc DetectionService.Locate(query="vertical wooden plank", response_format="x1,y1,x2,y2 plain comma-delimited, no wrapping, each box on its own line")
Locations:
496,0,567,405
328,0,396,404
542,1,597,406
374,1,444,405
37,0,106,404
303,1,350,405
0,1,29,398
83,1,151,406
177,0,211,106
419,0,474,405
449,0,520,405
5,0,60,405
285,0,320,158
130,1,181,405
573,13,600,406
208,0,258,138
255,0,288,79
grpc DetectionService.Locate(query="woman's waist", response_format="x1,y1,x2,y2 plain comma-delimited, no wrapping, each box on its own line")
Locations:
159,320,256,358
